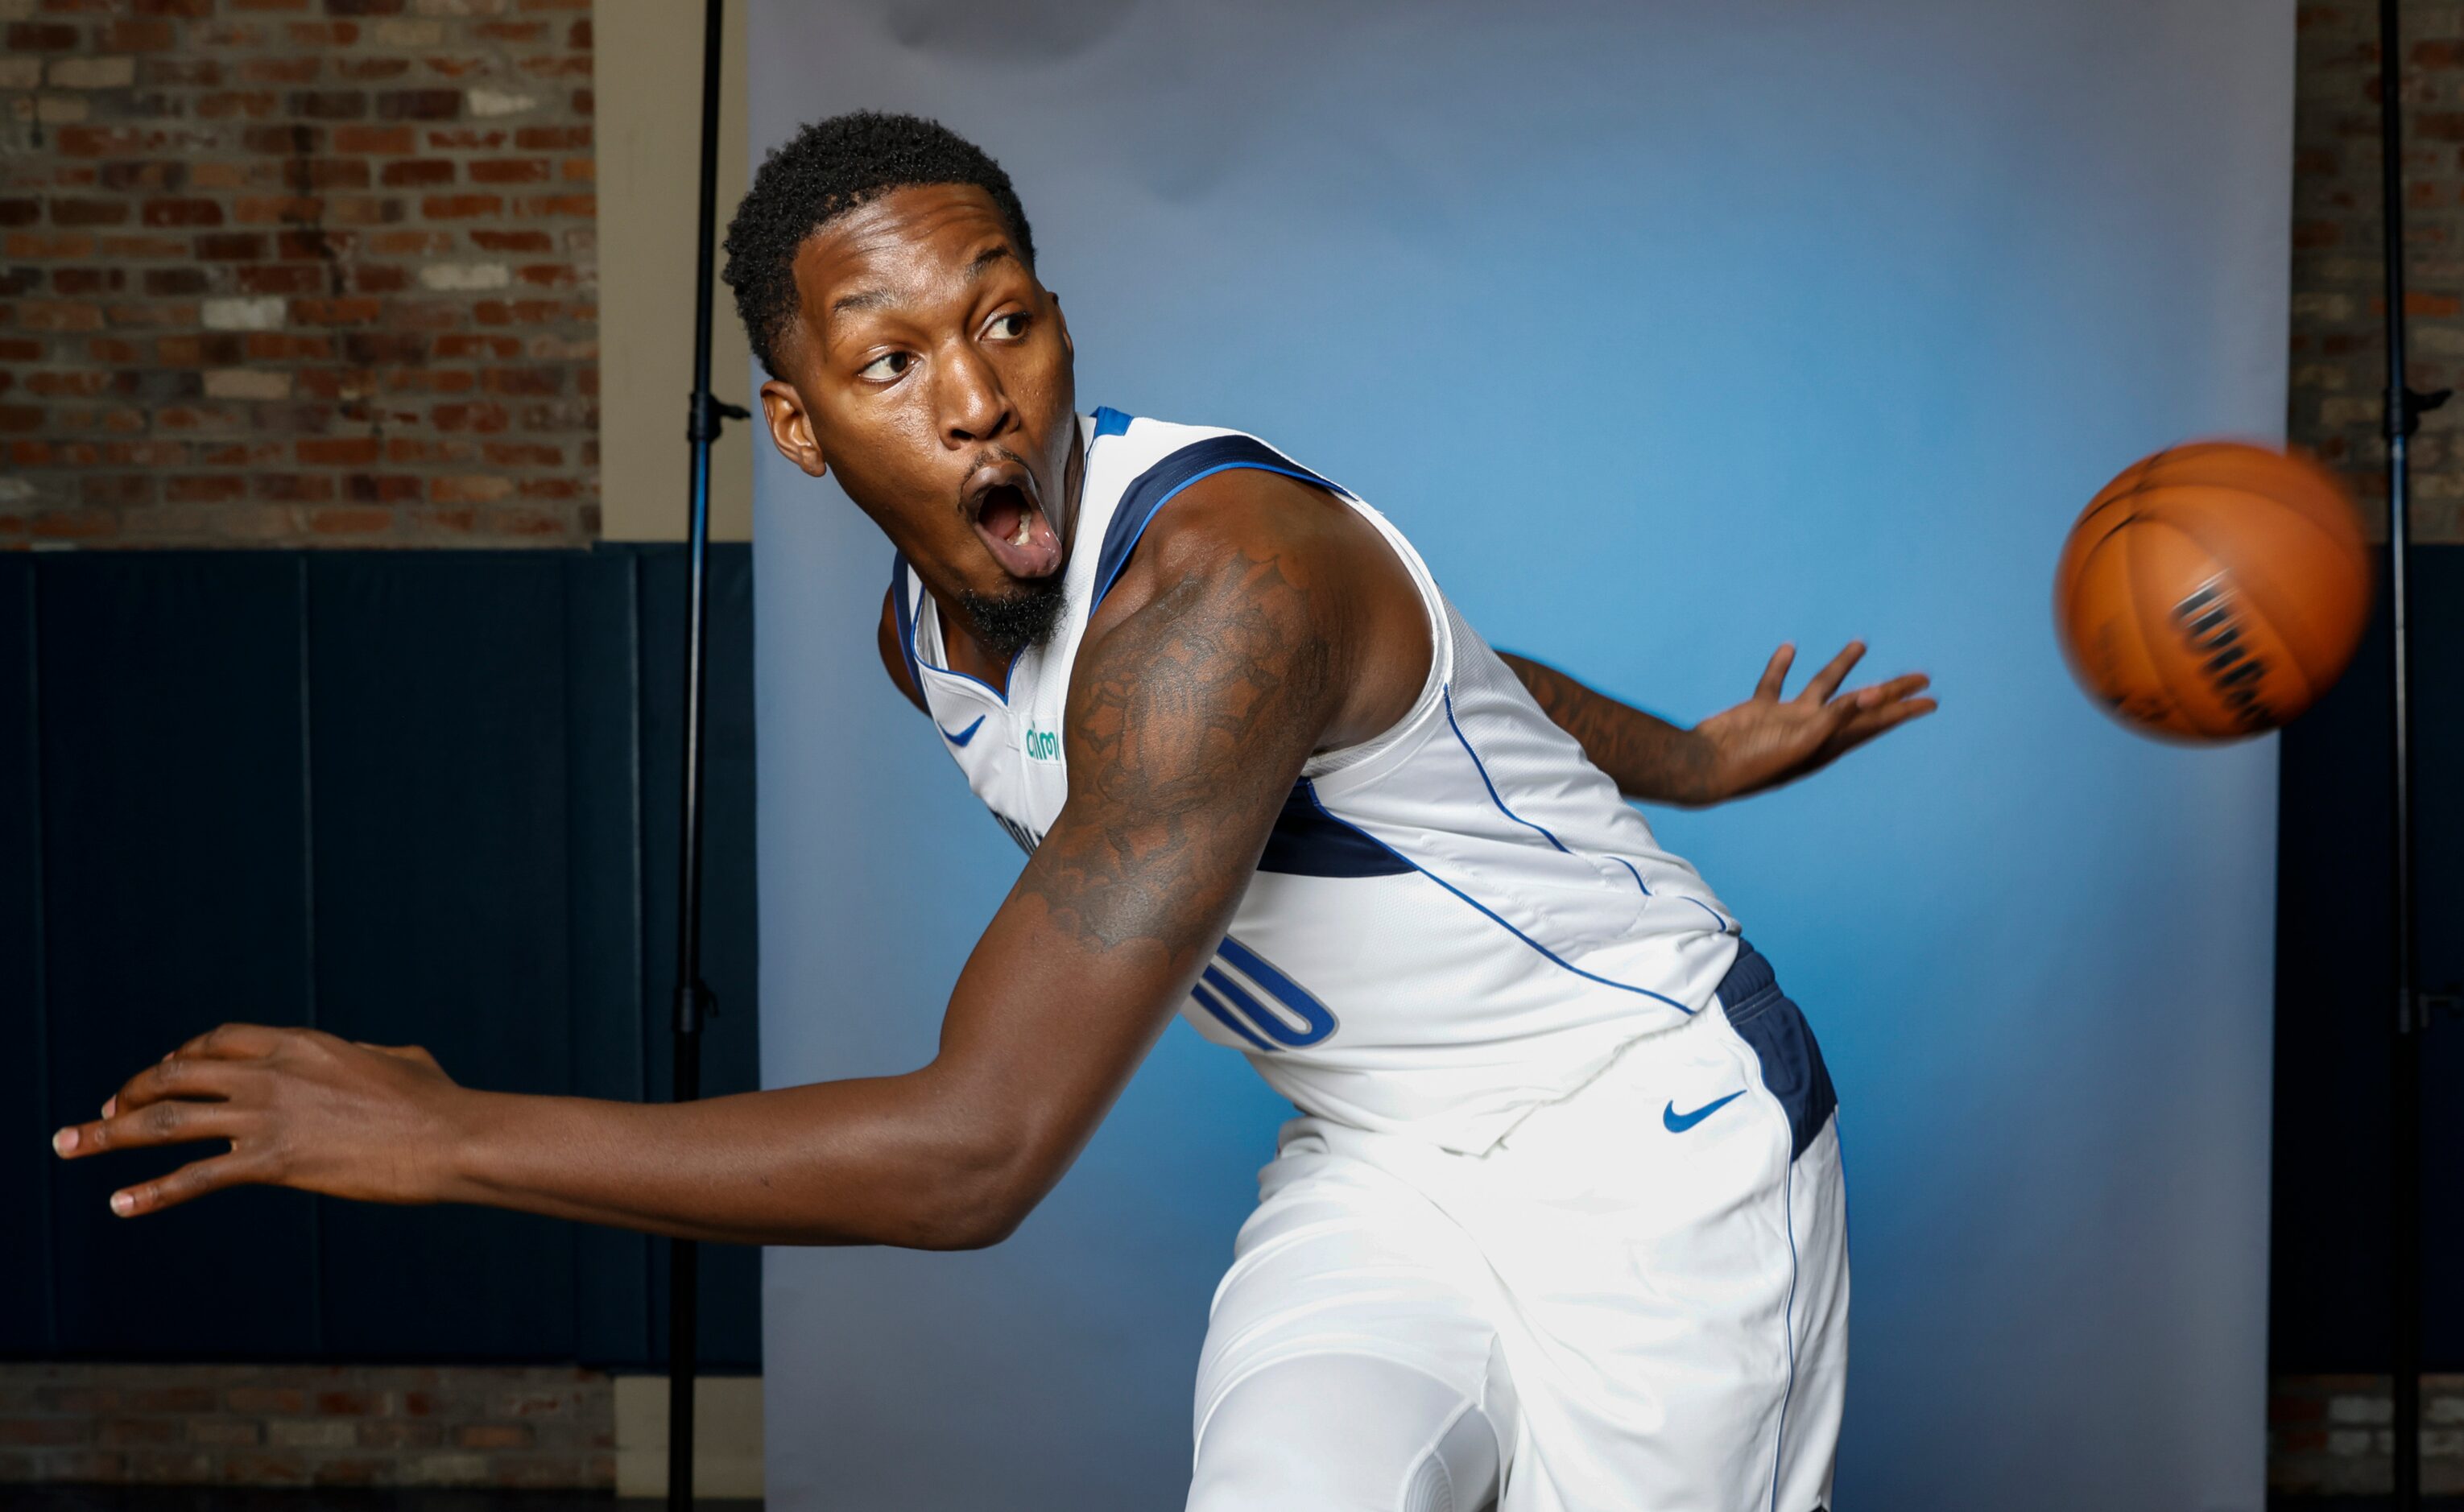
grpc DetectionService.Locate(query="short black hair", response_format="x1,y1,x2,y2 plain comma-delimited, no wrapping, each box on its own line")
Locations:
722,111,1037,380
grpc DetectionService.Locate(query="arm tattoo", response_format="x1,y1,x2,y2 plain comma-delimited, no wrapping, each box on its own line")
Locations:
1499,652,1720,806
1018,549,1335,963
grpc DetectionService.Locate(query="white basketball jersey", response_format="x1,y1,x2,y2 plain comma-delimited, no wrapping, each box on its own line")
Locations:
892,410,1742,1152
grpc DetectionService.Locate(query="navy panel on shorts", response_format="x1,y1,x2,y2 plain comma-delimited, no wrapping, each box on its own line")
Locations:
1717,940,1838,1161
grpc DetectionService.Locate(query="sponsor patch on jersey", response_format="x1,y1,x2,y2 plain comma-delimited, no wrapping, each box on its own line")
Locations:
1023,720,1063,763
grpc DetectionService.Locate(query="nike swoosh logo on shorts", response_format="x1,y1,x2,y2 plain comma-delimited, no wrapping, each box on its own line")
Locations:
941,716,986,747
1664,1090,1745,1133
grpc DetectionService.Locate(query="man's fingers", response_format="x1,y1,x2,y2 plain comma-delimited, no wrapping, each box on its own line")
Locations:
172,1023,287,1062
108,1151,266,1219
1835,696,1940,748
110,1055,256,1120
1798,641,1868,703
1829,671,1932,712
53,1097,245,1160
1754,643,1796,701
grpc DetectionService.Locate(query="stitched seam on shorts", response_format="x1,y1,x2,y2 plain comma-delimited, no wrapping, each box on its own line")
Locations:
1720,981,1785,1028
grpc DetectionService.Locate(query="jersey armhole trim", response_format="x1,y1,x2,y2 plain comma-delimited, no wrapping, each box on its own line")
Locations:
887,550,923,696
1089,436,1353,611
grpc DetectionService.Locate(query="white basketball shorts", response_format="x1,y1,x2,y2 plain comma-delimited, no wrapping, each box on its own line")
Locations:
1187,940,1849,1512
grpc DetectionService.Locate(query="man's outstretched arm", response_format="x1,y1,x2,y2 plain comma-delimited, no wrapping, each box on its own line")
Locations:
1501,642,1935,807
51,526,1343,1251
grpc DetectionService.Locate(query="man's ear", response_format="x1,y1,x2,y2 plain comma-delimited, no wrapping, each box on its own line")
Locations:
1052,290,1073,364
759,378,829,479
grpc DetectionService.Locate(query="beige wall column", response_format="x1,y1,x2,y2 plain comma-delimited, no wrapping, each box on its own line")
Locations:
593,0,756,543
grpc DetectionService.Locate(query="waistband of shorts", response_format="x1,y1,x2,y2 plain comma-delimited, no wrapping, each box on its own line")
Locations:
1713,936,1776,1014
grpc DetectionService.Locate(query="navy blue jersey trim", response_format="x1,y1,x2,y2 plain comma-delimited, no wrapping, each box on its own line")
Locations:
1257,780,1413,877
1296,785,1696,1015
888,550,922,692
1091,436,1350,610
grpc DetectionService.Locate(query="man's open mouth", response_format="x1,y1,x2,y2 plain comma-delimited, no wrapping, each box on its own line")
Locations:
967,465,1062,580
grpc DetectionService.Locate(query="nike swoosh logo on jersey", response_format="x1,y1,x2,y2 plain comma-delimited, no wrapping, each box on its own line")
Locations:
940,716,986,747
1664,1091,1745,1133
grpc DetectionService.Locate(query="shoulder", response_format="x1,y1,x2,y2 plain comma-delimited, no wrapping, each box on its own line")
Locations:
1087,462,1362,640
1066,468,1347,746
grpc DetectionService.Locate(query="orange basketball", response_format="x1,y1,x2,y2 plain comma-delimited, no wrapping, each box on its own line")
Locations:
2053,440,2373,742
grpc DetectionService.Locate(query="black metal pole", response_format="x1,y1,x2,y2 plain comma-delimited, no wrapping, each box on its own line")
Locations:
2375,2,2427,1507
670,2,747,1508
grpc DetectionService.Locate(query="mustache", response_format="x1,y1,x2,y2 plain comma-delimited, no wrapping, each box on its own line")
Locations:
956,445,1037,511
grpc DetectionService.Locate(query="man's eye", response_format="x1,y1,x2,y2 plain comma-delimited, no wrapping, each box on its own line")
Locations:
858,351,912,382
986,312,1028,340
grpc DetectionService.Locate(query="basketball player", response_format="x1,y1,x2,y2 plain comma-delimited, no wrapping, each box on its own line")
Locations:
53,114,1933,1510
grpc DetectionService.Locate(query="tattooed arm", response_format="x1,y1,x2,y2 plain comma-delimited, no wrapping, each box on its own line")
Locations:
52,473,1417,1252
1501,644,1936,808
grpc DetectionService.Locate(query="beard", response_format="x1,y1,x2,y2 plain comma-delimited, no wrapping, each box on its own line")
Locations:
959,577,1068,662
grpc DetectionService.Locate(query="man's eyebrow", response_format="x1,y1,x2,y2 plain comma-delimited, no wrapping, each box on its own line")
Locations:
826,248,1011,319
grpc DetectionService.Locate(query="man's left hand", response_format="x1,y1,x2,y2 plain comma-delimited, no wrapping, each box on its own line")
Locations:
1693,641,1936,803
50,1025,469,1219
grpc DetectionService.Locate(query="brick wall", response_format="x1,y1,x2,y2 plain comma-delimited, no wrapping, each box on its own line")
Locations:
2272,1374,2464,1496
0,1362,614,1488
2292,1,2464,542
0,0,599,547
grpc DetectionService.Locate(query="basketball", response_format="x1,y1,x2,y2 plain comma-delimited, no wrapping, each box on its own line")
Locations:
2053,440,2374,741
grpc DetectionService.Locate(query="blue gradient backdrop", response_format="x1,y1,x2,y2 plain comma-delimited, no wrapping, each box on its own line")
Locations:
748,2,2292,1506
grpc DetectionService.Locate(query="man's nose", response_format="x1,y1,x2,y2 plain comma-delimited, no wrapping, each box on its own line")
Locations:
938,341,1012,446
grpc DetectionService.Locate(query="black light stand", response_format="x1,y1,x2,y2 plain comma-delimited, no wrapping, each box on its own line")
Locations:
2375,2,2441,1507
669,2,750,1509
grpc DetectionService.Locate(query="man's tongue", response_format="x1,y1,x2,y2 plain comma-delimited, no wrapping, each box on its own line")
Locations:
976,485,1061,579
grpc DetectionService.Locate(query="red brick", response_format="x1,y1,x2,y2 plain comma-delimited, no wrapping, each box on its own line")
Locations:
242,124,322,155
98,1419,184,1448
378,89,462,122
102,18,180,48
470,228,552,254
237,265,327,295
145,58,223,87
338,57,412,83
165,474,249,504
469,159,551,185
233,195,324,224
282,158,373,191
52,200,132,227
193,232,268,260
6,23,81,50
291,297,382,325
295,436,380,465
200,90,283,120
333,124,415,153
255,472,334,502
80,474,155,507
421,193,502,220
381,159,456,188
